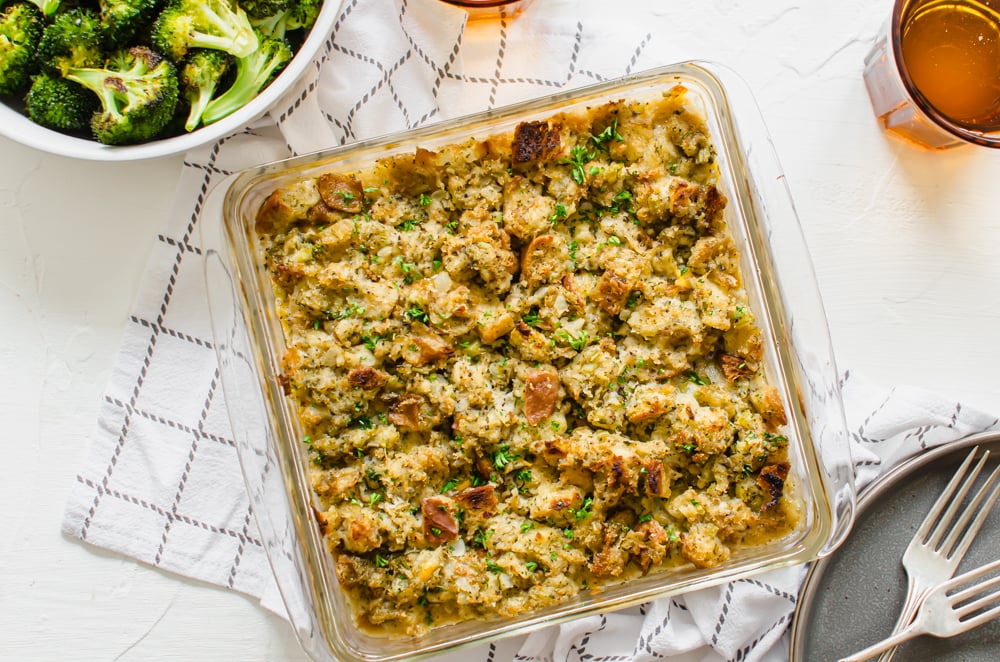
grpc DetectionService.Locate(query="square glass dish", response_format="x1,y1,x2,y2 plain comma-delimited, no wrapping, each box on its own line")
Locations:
201,61,856,661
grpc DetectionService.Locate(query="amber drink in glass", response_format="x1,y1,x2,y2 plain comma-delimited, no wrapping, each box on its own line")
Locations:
863,0,1000,148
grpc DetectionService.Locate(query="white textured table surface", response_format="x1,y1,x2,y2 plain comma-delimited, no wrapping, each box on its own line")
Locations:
3,1,1000,660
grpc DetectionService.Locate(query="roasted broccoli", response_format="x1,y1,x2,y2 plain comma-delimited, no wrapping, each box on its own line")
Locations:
24,72,98,131
151,0,258,62
250,0,318,40
201,31,289,125
100,0,161,48
179,47,230,131
286,0,318,31
64,46,180,145
239,0,289,20
0,2,43,96
4,0,319,144
37,8,104,76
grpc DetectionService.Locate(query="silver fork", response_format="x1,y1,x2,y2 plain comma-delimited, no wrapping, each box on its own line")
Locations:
838,556,1000,662
876,446,1000,662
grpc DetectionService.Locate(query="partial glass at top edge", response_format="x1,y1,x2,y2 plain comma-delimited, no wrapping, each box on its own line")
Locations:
217,61,855,662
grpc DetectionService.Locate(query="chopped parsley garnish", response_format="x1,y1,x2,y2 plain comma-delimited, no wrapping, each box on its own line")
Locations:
522,309,541,327
418,193,432,206
493,443,518,470
486,560,503,573
525,561,538,572
561,144,596,185
574,497,594,521
558,330,589,351
568,240,579,268
352,415,374,430
550,202,568,224
375,554,389,567
472,527,493,548
591,117,623,149
441,478,460,493
764,432,789,446
329,301,366,320
398,218,422,231
362,334,383,351
687,371,708,386
520,520,535,533
405,305,429,324
638,513,653,523
394,257,421,284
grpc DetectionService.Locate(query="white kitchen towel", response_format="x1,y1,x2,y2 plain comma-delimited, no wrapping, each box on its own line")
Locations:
63,1,1000,661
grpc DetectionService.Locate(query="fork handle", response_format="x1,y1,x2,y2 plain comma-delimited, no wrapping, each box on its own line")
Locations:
838,623,922,662
876,580,928,662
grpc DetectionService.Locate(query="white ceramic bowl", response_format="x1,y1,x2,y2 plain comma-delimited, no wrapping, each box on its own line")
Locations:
0,0,340,161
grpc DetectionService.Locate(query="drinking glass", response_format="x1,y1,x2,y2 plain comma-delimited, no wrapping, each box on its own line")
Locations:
863,0,1000,149
437,0,535,19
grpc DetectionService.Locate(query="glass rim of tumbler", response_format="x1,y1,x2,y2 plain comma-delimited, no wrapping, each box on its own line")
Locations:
891,0,1000,148
438,0,523,7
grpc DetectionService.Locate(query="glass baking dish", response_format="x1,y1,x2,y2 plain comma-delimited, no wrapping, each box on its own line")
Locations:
201,61,856,661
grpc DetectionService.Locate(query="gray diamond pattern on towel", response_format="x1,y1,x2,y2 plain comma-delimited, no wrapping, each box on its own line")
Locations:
62,1,1000,661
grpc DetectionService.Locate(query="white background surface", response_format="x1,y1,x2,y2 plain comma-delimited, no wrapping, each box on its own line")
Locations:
3,0,1000,659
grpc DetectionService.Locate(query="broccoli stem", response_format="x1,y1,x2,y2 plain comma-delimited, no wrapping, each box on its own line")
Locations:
195,4,257,57
201,38,289,125
67,69,126,120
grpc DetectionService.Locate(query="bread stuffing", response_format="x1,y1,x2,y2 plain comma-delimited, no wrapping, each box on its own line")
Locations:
255,85,799,635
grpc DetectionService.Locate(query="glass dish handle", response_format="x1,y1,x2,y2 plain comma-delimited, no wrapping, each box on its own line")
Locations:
202,178,330,661
699,61,857,554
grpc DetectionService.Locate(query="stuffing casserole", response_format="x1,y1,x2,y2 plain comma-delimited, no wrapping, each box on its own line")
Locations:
254,85,798,635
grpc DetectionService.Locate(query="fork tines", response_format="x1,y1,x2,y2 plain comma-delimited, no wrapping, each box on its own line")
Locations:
949,557,1000,629
922,449,1000,561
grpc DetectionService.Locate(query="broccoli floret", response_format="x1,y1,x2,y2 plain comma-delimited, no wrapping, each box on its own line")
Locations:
151,0,258,62
239,0,289,20
100,0,162,49
65,46,180,145
24,0,61,18
286,0,318,31
179,47,230,130
249,0,317,40
24,72,98,132
201,31,289,125
0,2,43,96
37,8,104,76
249,10,287,40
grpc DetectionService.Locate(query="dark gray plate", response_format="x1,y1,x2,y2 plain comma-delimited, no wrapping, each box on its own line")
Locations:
789,432,1000,661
